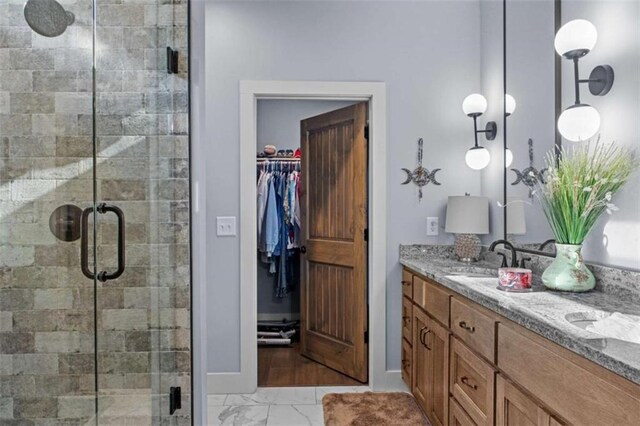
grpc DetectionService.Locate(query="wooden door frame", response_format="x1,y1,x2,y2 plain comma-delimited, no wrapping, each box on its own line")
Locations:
235,80,388,393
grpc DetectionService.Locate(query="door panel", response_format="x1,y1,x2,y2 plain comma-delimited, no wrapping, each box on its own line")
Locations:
496,375,563,426
427,316,450,426
300,102,368,382
412,309,430,413
2,1,190,424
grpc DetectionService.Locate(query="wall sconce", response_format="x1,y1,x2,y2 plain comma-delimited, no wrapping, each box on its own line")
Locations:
462,94,497,170
555,19,614,142
504,94,516,167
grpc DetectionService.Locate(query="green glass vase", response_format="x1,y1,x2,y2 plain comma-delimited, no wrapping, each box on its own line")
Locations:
542,244,595,292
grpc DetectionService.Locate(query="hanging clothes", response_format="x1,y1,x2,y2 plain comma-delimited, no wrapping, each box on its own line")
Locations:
256,159,301,298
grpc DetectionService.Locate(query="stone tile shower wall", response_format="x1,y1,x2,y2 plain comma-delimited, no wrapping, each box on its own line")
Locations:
0,0,190,424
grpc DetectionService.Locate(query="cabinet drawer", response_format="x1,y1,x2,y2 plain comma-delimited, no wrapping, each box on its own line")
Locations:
450,297,496,362
413,275,450,326
450,397,477,426
498,323,640,426
402,269,413,298
450,337,495,426
402,296,413,343
401,338,412,388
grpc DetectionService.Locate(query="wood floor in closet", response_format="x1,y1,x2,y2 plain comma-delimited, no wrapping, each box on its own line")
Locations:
258,343,363,387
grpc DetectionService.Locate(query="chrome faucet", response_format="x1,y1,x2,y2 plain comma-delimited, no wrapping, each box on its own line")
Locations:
489,240,518,267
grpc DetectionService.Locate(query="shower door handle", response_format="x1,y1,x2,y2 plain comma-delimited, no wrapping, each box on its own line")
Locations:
96,203,125,282
80,207,96,280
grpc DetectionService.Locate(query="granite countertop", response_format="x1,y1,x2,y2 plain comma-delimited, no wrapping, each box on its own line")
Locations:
399,251,640,385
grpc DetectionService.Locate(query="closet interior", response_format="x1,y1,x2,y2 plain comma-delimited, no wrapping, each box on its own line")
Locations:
255,100,365,387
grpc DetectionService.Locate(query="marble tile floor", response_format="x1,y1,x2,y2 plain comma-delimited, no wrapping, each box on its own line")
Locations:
207,386,370,425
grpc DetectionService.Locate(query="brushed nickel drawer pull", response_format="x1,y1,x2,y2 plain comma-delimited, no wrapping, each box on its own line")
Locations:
403,316,411,325
458,321,475,333
461,376,478,390
401,280,411,286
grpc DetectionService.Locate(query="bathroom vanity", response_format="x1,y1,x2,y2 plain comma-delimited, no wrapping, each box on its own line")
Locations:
399,252,640,426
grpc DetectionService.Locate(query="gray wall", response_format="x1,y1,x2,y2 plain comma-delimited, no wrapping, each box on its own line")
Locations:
256,100,355,317
561,0,640,270
204,0,485,373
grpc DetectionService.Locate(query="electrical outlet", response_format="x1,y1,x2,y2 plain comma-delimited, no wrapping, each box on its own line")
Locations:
216,216,236,236
427,217,439,236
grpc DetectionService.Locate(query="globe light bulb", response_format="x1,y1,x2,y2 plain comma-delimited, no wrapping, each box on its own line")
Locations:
557,104,600,142
554,19,597,58
505,94,516,116
465,146,491,170
462,94,488,116
505,148,514,167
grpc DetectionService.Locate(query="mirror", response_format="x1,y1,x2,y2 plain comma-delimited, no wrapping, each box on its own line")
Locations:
505,0,639,264
504,0,560,254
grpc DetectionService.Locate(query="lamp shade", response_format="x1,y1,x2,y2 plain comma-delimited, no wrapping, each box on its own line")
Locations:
505,148,514,168
554,19,597,57
505,94,516,116
506,197,526,235
465,146,491,170
445,195,489,235
462,94,487,116
558,104,600,141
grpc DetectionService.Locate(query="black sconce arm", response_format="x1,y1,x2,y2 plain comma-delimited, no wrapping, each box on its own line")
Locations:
570,57,614,104
472,115,497,143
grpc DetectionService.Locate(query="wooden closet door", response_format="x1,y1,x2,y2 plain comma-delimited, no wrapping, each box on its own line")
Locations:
300,102,368,383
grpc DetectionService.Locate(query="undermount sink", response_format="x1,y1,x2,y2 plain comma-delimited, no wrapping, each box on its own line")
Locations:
565,311,612,330
443,266,497,278
565,311,640,346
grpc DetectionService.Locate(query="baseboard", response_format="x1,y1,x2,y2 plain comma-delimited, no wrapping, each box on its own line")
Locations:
257,313,300,321
372,370,409,392
207,372,256,395
207,370,407,395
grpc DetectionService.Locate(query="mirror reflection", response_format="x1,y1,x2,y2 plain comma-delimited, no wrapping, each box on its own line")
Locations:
505,0,558,253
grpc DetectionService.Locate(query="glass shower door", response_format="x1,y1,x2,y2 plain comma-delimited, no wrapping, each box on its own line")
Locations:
0,0,190,424
1,0,98,423
93,0,190,424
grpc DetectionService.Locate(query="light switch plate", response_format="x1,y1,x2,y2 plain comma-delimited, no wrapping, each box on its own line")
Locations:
427,217,439,236
216,216,236,236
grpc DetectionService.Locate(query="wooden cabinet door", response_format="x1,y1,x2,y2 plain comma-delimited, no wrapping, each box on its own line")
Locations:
425,316,450,426
413,308,450,426
401,338,412,388
450,397,478,426
402,296,413,343
496,375,566,426
300,102,369,383
412,308,430,414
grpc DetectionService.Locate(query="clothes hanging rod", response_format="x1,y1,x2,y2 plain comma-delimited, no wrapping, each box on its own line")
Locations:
256,157,301,161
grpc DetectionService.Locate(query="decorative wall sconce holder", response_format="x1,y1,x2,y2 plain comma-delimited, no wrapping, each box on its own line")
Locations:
511,138,547,197
401,138,442,201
